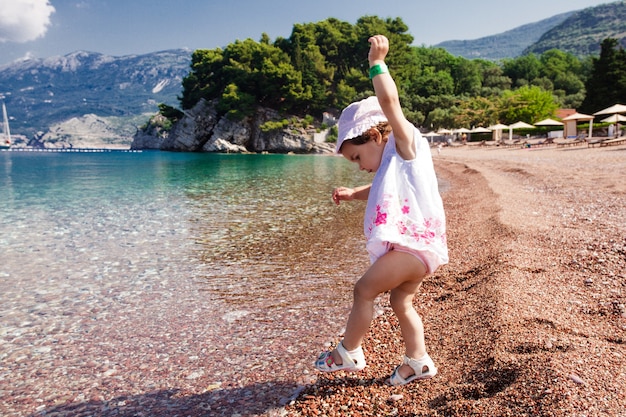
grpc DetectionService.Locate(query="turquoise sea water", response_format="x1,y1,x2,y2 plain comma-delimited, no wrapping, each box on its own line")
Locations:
0,150,377,414
0,149,376,314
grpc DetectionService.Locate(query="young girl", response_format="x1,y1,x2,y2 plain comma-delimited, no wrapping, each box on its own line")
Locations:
314,35,448,386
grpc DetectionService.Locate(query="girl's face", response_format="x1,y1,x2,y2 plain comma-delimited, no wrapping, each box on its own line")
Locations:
341,139,385,173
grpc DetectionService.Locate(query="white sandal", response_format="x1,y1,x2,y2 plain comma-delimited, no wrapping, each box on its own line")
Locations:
387,353,437,386
315,342,366,372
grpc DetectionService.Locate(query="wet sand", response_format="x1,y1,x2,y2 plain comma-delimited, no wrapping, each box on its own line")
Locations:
287,143,626,416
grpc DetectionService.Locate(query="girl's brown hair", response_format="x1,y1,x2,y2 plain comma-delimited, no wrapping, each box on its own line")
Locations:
339,122,392,152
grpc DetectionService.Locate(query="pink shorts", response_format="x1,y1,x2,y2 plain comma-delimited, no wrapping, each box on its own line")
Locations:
387,243,439,275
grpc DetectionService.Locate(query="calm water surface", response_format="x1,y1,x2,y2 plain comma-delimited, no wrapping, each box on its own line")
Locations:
0,150,376,411
0,149,374,309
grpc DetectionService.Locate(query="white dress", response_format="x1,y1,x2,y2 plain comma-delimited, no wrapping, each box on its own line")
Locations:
364,128,448,273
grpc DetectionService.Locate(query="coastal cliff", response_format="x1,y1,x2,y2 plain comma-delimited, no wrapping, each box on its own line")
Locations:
131,99,335,154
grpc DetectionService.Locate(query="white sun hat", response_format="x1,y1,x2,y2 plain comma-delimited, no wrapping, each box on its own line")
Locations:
336,96,387,153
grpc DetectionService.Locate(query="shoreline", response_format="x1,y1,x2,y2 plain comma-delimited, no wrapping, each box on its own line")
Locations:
287,144,625,416
1,147,140,152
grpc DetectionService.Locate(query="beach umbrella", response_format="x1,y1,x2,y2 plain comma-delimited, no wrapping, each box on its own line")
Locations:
562,112,594,121
534,118,564,141
508,121,535,140
488,124,508,142
599,113,626,138
453,127,471,141
509,121,535,129
562,112,594,139
437,128,452,134
470,127,491,133
534,118,563,126
423,131,439,144
593,103,626,116
593,104,626,138
601,114,626,123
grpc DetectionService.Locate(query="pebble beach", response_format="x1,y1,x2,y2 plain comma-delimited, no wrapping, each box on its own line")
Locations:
287,143,626,416
1,143,624,416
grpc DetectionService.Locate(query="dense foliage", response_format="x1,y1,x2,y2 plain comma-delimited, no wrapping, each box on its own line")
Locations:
580,38,626,114
176,16,622,130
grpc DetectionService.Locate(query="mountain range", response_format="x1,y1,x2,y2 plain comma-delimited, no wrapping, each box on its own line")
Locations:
1,1,624,147
436,1,626,59
0,49,191,146
435,12,575,60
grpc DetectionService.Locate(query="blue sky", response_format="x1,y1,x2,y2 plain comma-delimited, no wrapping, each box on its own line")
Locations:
0,0,614,66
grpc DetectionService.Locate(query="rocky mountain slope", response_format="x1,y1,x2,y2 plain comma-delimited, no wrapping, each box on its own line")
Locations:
524,1,626,56
435,12,573,60
436,1,626,60
0,49,191,144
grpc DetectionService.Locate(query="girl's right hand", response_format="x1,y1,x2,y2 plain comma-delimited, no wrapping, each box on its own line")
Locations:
368,35,389,65
332,187,354,205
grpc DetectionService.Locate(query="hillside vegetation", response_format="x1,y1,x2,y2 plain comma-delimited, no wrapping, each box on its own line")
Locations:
435,13,573,60
437,1,626,60
525,1,626,56
176,14,626,133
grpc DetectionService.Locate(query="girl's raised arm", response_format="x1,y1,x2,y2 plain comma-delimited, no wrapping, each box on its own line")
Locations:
368,35,416,160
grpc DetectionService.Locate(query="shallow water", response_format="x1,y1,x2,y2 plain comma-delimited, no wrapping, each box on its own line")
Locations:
0,150,380,415
0,150,452,415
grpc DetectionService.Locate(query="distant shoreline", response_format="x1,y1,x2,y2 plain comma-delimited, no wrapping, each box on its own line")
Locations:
1,147,140,153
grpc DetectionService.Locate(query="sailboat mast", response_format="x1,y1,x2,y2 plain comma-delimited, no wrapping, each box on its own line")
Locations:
2,102,11,143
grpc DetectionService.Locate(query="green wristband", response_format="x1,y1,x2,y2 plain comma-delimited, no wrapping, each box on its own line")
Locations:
369,63,388,79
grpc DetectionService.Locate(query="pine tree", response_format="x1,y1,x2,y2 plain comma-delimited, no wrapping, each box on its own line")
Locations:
581,38,626,113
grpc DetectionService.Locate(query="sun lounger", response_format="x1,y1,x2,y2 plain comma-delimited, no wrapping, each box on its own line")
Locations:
599,137,626,147
556,138,585,148
522,139,551,148
586,138,606,148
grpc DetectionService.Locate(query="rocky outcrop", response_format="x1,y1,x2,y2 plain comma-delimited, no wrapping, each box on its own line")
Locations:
131,99,335,154
31,114,135,149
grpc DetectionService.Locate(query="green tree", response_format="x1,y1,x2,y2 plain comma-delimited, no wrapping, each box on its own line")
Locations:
180,48,224,110
539,49,586,107
480,65,512,95
455,96,499,128
498,85,558,124
503,54,542,87
217,83,256,120
581,38,626,113
157,103,183,122
452,58,483,96
172,15,620,136
503,50,586,109
539,50,577,80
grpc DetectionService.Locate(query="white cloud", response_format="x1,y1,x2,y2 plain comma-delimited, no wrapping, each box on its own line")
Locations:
0,0,56,43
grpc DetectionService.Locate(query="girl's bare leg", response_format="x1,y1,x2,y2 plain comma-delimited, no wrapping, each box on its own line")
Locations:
390,281,428,378
329,250,427,366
